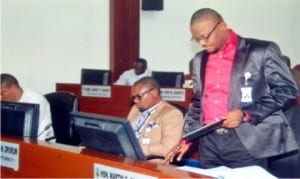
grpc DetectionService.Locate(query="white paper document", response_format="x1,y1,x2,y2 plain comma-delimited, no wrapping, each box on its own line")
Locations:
178,165,277,179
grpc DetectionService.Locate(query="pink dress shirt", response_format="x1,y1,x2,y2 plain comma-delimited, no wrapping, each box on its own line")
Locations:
203,30,238,124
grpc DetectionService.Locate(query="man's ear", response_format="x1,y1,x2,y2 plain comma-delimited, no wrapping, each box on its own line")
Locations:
153,88,161,97
219,21,227,31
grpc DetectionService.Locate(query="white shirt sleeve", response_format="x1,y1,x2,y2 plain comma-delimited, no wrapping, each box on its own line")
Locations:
114,69,152,86
19,88,55,141
114,71,130,85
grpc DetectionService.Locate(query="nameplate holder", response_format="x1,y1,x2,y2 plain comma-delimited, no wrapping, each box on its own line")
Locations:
82,85,111,98
1,141,20,171
94,163,156,179
160,88,186,102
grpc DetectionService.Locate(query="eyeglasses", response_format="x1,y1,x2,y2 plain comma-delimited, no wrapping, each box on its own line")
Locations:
191,21,222,42
130,88,154,101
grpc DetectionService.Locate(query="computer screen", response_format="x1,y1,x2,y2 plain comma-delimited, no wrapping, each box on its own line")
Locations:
71,111,146,161
1,101,40,139
81,68,111,85
152,71,184,88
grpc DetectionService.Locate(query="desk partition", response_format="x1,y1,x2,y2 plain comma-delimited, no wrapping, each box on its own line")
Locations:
1,136,209,178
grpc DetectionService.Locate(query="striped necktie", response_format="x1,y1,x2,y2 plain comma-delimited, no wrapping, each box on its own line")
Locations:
133,111,150,138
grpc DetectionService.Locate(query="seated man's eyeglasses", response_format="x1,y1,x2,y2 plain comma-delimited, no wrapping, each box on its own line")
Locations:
130,88,154,101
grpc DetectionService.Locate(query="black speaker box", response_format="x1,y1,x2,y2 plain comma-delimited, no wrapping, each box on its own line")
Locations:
142,0,163,11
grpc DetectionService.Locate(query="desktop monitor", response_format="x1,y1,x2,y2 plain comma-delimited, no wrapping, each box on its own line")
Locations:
1,101,40,139
152,71,184,88
81,68,111,85
71,111,146,161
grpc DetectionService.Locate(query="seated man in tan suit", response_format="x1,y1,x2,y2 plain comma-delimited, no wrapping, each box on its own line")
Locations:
127,77,184,161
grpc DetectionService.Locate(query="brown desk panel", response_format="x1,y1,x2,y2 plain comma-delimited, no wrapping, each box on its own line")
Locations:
56,83,193,117
1,136,209,178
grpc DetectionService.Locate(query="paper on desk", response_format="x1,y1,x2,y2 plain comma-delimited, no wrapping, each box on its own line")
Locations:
178,165,277,179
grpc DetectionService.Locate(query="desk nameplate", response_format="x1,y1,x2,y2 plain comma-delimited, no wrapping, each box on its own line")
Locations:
1,141,20,171
161,88,186,102
94,163,156,179
82,85,111,98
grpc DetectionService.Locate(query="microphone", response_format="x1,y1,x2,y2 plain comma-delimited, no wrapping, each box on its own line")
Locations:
38,124,55,141
38,124,52,137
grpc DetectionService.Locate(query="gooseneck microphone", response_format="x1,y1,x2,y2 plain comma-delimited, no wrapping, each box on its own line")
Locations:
38,124,55,141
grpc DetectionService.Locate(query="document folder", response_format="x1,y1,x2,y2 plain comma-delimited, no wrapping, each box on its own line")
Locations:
181,119,224,141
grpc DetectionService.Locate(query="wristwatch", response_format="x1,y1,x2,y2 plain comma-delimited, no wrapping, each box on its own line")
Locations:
242,111,251,122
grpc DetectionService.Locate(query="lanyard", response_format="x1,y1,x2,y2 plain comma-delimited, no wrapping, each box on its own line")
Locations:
133,106,158,138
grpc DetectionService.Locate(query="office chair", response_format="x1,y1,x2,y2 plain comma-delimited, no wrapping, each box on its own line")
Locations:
268,104,300,178
169,103,201,167
45,91,81,146
170,103,188,116
152,71,184,88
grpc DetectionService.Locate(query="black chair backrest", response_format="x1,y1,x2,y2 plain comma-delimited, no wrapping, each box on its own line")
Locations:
170,103,188,117
268,105,300,178
45,91,81,146
152,71,184,88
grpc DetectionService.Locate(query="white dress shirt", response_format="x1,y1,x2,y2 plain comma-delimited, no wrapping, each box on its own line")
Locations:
114,69,152,86
18,88,54,141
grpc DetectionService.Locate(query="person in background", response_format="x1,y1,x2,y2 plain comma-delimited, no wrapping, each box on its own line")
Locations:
282,55,300,106
0,73,54,141
127,77,184,162
282,55,300,91
183,59,194,88
164,8,298,171
293,64,300,72
114,58,152,86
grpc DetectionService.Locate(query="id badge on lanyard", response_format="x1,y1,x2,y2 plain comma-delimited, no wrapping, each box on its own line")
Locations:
241,72,253,103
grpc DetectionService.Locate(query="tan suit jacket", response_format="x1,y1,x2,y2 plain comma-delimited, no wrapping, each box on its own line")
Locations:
127,101,184,158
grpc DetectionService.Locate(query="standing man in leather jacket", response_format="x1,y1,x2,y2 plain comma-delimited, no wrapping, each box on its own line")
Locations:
164,8,298,170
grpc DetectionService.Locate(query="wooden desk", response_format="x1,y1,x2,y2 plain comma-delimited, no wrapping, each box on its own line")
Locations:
1,136,209,178
56,83,193,117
